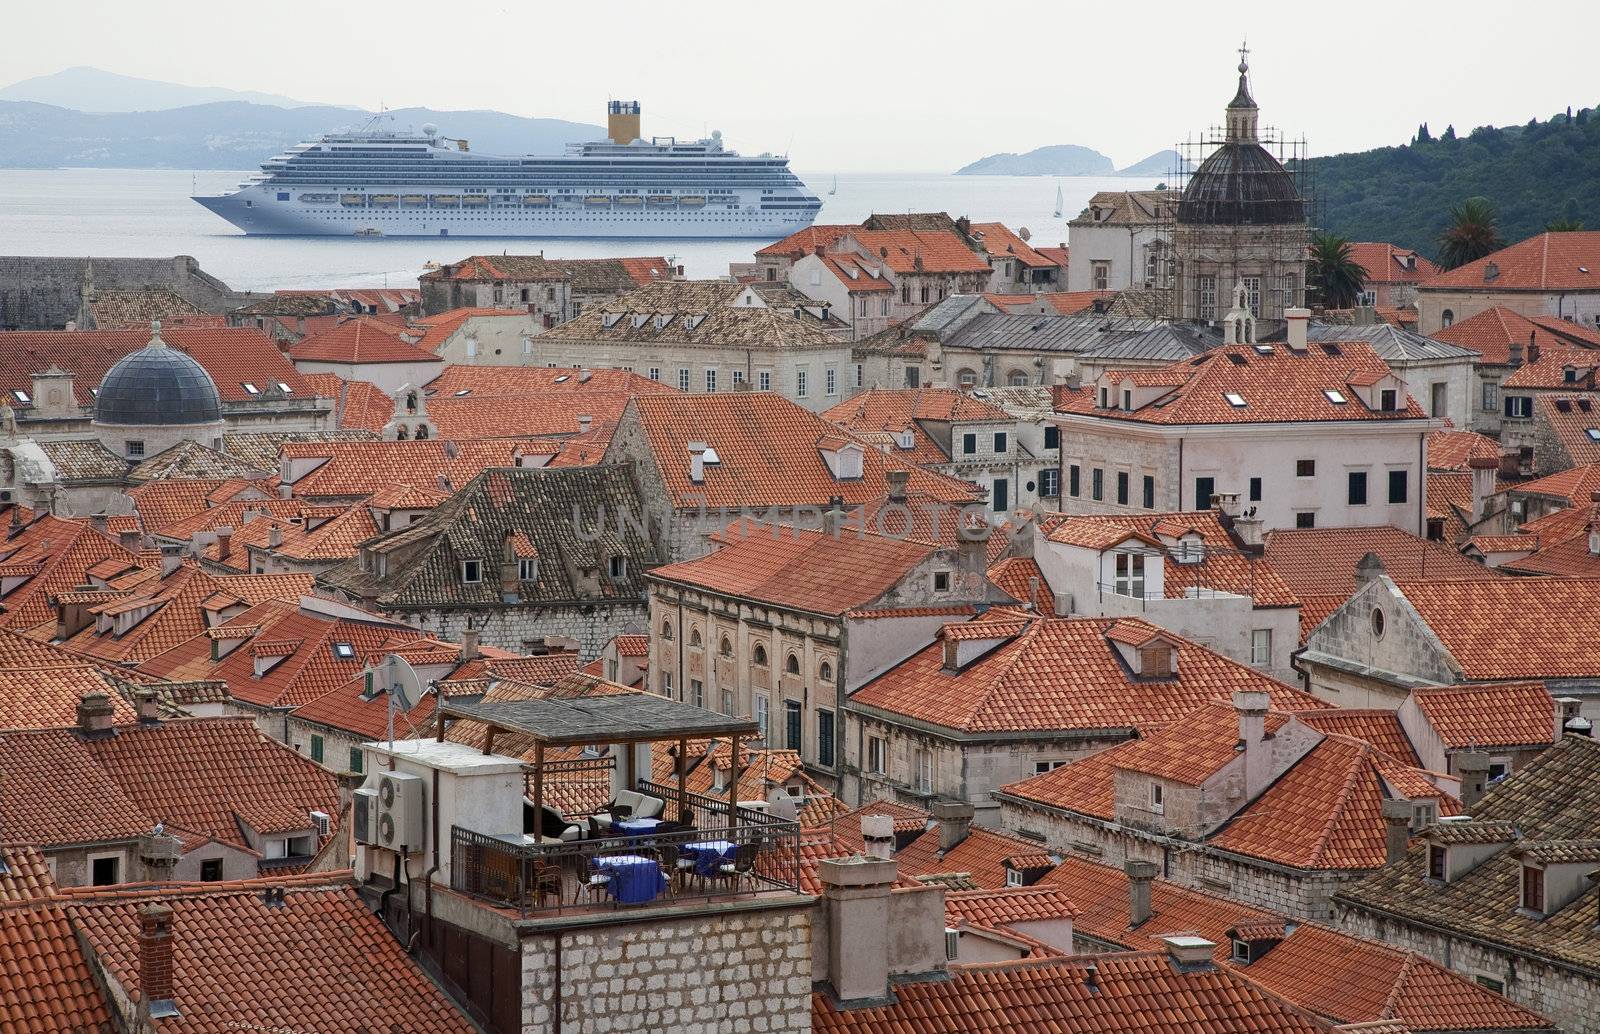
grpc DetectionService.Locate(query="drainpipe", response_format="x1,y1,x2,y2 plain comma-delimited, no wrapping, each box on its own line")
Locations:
552,933,564,1034
1417,431,1426,537
420,767,441,949
1177,437,1185,510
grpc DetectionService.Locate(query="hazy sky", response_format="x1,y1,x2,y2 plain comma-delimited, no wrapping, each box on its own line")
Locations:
7,0,1600,171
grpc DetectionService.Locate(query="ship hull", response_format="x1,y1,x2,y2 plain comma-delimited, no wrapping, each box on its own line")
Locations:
194,187,818,239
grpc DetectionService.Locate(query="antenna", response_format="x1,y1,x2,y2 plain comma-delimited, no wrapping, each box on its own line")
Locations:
382,652,425,746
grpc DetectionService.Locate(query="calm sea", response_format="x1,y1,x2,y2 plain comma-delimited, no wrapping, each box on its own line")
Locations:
0,168,1160,291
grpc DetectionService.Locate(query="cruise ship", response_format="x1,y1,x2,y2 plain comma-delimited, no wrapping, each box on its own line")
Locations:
193,101,822,239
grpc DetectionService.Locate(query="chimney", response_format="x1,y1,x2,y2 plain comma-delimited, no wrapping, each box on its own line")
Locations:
1234,689,1272,800
1508,336,1525,368
134,688,161,722
930,799,974,853
577,413,593,433
578,368,592,383
687,441,708,483
1284,307,1310,350
860,814,895,860
137,903,177,1016
1456,751,1491,809
1160,935,1217,969
822,496,847,536
215,526,233,562
886,468,909,503
77,691,116,736
1231,511,1264,547
119,529,142,552
1354,551,1386,588
818,855,900,1006
461,628,480,662
1468,456,1499,524
138,829,182,878
1588,494,1600,555
1381,798,1413,864
1125,858,1158,926
277,482,293,500
956,518,991,572
1528,333,1541,365
268,524,283,549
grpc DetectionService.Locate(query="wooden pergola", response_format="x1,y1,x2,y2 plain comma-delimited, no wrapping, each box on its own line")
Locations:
437,694,763,831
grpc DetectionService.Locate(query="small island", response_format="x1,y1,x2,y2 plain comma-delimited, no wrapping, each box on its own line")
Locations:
956,144,1189,177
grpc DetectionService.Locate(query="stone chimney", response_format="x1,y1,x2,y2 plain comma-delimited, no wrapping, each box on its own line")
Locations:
1284,307,1310,351
1125,858,1157,926
138,829,182,878
577,413,593,434
1508,336,1525,368
1528,335,1541,364
134,688,161,722
1381,798,1413,864
818,855,899,1006
930,799,974,853
861,814,895,860
138,903,177,1018
687,441,708,483
268,524,283,549
77,692,116,736
955,517,991,573
215,526,233,562
886,468,909,503
1469,456,1499,524
1160,935,1217,969
1354,552,1386,588
461,628,480,662
1456,751,1491,809
1234,689,1272,800
119,529,142,553
822,496,847,536
1588,495,1600,555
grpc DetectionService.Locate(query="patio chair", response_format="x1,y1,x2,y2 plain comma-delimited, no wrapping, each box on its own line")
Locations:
710,843,760,894
655,843,691,894
523,858,562,910
576,858,613,907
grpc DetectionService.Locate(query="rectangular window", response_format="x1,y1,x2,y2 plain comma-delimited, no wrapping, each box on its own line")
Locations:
1522,865,1545,912
1044,426,1060,450
1116,471,1129,505
915,748,933,793
784,700,803,752
867,735,887,774
854,364,864,388
1242,276,1262,317
91,856,119,886
461,560,482,583
200,859,223,882
1092,468,1105,501
1475,976,1506,995
731,369,744,385
826,367,837,396
1034,759,1066,775
349,747,364,774
1149,783,1164,814
608,555,626,579
904,367,920,388
1249,476,1262,502
126,440,145,459
1295,511,1316,529
817,709,835,767
1503,395,1532,419
993,432,1008,453
678,368,691,391
759,371,772,391
1092,261,1110,291
1194,476,1214,509
691,678,704,708
1483,382,1499,412
705,369,717,392
1069,464,1081,497
1041,468,1060,497
1113,552,1146,597
1296,459,1316,478
310,735,324,764
796,370,809,397
933,570,951,592
1389,470,1409,504
1348,470,1368,505
1142,475,1155,509
755,694,769,737
648,367,661,381
962,432,977,455
1251,629,1272,666
660,671,673,697
1198,275,1218,319
1429,845,1447,880
721,689,734,717
519,558,538,580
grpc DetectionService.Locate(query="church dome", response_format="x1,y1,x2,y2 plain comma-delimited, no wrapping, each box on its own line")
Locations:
94,322,223,426
1176,143,1304,226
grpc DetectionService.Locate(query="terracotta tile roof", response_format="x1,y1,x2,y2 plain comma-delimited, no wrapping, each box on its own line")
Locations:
1390,576,1600,679
1336,734,1600,974
0,844,58,902
1228,921,1554,1031
985,556,1055,612
1426,428,1502,471
945,885,1081,932
280,438,546,499
1296,709,1420,766
970,223,1052,268
648,524,934,616
840,229,991,275
1501,341,1600,389
822,388,1014,465
1509,460,1600,507
1429,305,1591,365
853,617,1321,736
287,316,441,365
125,478,273,534
403,307,524,354
1059,343,1428,425
622,392,982,510
418,253,668,290
66,878,475,1033
356,390,641,443
1422,231,1600,292
1110,702,1296,786
812,951,1328,1034
1410,681,1557,750
0,631,145,729
1499,502,1600,576
895,825,1060,889
0,902,113,1030
645,739,843,826
816,253,894,294
1347,243,1440,286
1044,510,1299,608
55,565,264,665
0,326,310,407
150,497,305,543
755,224,857,258
0,515,149,631
289,666,445,741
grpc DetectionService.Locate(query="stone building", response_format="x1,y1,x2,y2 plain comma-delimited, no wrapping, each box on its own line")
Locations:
0,254,259,331
418,253,672,321
1333,733,1600,1034
1066,190,1178,294
318,464,669,657
1171,53,1308,334
788,229,993,342
1415,230,1600,335
1345,242,1440,309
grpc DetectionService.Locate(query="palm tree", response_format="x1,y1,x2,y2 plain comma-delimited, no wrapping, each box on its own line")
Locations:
1306,233,1368,309
1437,197,1504,270
1547,216,1585,232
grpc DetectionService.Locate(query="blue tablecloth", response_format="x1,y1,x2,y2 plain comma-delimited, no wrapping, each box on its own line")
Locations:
612,817,663,838
594,854,667,905
680,839,736,877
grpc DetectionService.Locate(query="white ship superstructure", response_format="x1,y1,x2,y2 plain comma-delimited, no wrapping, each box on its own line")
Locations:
193,101,821,239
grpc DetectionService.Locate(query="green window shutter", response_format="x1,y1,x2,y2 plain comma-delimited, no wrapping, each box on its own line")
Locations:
310,735,324,763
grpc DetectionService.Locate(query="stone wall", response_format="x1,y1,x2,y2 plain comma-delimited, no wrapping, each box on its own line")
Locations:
1332,901,1600,1034
518,906,812,1034
401,601,648,660
0,255,258,330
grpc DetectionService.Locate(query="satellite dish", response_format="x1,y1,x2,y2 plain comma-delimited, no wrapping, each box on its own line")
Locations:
381,653,426,744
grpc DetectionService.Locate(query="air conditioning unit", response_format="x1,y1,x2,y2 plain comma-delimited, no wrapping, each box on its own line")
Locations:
352,787,378,845
376,772,426,853
309,810,331,837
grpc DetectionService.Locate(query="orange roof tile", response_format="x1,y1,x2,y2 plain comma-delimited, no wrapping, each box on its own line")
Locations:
985,556,1055,612
287,316,442,365
1429,305,1595,365
1262,525,1498,602
1426,428,1502,471
0,903,113,1030
1347,242,1439,286
1410,681,1557,749
1532,395,1600,468
895,825,1059,889
841,229,991,275
0,515,149,631
822,388,1013,466
970,223,1052,268
1423,231,1600,292
281,438,548,498
1296,708,1420,766
1393,576,1600,679
755,224,857,258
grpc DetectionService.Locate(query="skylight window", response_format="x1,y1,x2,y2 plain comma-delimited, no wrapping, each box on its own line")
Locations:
553,375,570,383
10,390,29,404
1224,392,1247,408
702,447,721,465
1323,389,1348,404
454,389,471,396
1253,345,1273,355
277,382,293,394
241,382,260,395
332,642,356,660
1586,428,1600,441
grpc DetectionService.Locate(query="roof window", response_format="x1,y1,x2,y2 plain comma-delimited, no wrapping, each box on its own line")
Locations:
1323,389,1348,404
242,382,260,395
1224,392,1247,408
277,382,293,394
553,375,570,383
332,641,356,660
1586,428,1600,441
1320,343,1343,357
454,389,471,396
10,389,29,404
1253,345,1273,355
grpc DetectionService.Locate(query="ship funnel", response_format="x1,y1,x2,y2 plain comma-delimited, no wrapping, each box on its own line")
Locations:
608,100,642,145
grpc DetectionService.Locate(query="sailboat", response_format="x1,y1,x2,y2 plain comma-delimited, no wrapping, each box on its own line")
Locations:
1052,182,1064,218
829,174,837,196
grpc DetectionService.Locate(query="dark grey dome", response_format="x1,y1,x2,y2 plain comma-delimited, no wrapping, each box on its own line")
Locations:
1176,143,1304,226
94,327,222,426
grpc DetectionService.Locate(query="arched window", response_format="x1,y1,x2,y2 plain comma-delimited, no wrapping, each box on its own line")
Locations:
1008,371,1030,387
1441,309,1455,328
660,621,673,641
689,627,703,647
785,653,800,675
819,661,833,682
957,368,978,388
719,636,733,657
752,643,768,666
405,392,418,414
415,424,430,440
395,425,409,441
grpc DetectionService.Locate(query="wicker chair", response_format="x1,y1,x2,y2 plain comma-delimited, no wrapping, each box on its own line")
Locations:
709,843,759,894
576,858,613,907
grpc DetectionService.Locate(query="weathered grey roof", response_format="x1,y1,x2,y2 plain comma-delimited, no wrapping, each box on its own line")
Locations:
906,294,997,336
968,385,1054,420
1077,324,1219,363
93,335,222,426
36,439,128,481
440,690,760,746
317,463,667,609
221,429,379,471
1067,190,1177,227
943,313,1166,354
541,280,845,348
1307,322,1481,362
128,440,272,483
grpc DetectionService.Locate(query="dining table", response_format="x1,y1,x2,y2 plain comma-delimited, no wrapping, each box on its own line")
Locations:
679,839,737,878
593,854,667,905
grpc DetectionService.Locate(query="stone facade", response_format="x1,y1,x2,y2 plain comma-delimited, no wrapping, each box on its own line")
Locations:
517,905,813,1034
1299,575,1467,709
0,255,258,331
399,600,647,660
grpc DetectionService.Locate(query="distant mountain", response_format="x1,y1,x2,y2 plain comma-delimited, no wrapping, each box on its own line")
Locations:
1116,149,1191,178
0,66,327,112
957,144,1116,177
0,100,606,169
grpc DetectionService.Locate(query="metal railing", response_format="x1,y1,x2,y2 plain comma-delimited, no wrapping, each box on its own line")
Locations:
450,817,802,916
636,779,786,831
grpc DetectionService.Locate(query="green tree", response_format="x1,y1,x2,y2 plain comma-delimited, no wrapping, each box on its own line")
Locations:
1306,233,1368,308
1438,197,1504,270
1415,122,1432,144
1547,216,1585,232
